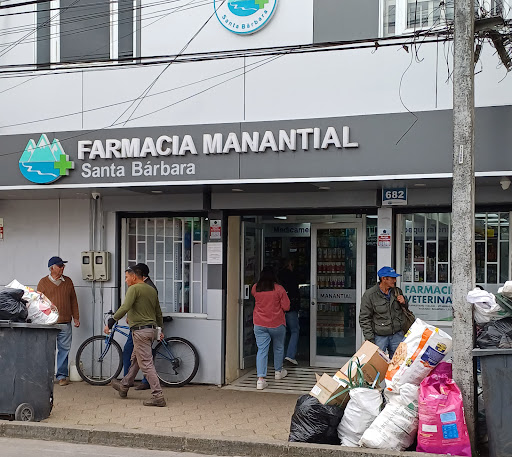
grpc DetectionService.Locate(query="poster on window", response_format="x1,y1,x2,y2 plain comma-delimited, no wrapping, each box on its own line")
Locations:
401,282,453,322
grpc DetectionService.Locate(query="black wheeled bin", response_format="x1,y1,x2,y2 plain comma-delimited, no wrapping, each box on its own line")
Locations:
0,321,64,421
473,348,512,457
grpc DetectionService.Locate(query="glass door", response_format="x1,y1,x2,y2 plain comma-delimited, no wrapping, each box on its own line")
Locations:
240,222,263,369
310,223,363,367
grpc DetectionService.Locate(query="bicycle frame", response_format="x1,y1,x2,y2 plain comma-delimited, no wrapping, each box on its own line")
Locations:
98,322,129,362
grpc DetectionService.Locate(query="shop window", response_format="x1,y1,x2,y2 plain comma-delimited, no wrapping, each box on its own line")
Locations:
123,217,208,315
399,211,510,322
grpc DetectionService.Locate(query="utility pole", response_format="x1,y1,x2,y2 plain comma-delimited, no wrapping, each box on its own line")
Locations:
452,0,476,450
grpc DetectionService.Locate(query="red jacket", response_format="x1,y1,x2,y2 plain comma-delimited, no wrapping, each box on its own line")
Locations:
251,284,290,328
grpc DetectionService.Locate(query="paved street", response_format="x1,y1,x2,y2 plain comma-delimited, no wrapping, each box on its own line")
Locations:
0,437,238,457
42,381,298,441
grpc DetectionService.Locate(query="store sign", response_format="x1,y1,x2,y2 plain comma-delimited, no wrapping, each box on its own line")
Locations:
19,135,74,184
209,219,222,240
318,289,356,304
382,187,407,206
265,224,311,237
402,282,453,322
214,0,278,35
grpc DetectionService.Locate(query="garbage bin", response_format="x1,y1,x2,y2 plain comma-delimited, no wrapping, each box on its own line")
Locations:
0,321,64,421
472,348,512,457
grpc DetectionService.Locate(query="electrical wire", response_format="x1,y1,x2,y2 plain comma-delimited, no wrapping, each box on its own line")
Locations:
0,52,282,160
111,0,218,126
0,55,275,128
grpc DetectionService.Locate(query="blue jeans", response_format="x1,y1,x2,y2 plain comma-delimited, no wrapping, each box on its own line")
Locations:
56,323,72,380
123,331,148,384
285,311,300,360
254,325,286,378
375,331,404,359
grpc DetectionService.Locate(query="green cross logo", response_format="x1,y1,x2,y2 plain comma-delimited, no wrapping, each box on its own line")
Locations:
255,0,269,8
54,153,74,176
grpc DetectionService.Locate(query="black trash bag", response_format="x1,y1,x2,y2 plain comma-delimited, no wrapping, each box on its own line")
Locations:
289,394,344,445
476,317,512,348
0,288,28,322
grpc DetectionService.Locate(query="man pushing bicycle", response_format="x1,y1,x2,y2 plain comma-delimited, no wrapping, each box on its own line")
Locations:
105,265,166,407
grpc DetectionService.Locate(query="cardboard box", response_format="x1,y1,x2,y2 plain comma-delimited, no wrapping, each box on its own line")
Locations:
309,373,348,406
334,341,390,387
309,341,390,407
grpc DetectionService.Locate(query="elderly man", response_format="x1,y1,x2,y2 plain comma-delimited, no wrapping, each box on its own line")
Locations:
359,266,409,359
108,265,165,407
37,256,80,386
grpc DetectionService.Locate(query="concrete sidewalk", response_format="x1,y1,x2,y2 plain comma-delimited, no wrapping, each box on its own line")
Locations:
43,382,297,441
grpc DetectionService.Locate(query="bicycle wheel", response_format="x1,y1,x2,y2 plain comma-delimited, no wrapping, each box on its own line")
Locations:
76,335,123,386
154,337,199,387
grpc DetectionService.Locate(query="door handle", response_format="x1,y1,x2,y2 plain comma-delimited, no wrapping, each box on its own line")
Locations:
244,285,250,300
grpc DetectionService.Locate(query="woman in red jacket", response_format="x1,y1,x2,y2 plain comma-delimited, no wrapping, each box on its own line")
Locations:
251,267,290,390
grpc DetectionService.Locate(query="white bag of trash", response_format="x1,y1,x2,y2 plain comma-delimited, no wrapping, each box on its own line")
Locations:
359,383,419,451
6,279,59,325
385,318,452,393
337,387,383,447
467,288,510,324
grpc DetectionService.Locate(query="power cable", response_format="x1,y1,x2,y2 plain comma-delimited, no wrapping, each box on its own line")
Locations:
0,52,281,159
0,55,275,128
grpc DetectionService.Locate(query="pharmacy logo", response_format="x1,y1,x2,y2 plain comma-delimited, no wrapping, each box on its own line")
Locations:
214,0,278,35
19,134,74,184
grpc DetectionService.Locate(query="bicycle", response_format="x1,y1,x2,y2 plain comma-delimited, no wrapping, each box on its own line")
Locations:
75,312,199,387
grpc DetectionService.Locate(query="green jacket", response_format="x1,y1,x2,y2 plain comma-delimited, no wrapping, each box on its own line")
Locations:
114,282,163,329
359,284,409,341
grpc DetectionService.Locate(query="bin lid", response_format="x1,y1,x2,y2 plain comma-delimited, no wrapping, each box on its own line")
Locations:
0,321,66,330
473,348,512,356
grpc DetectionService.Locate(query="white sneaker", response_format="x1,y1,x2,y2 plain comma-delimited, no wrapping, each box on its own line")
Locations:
285,357,298,365
256,379,268,390
275,369,288,380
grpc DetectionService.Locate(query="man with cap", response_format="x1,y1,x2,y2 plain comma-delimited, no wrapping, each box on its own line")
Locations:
37,256,80,386
359,266,409,359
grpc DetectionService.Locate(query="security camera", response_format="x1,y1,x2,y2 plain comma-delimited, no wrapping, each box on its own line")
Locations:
500,177,511,191
92,192,101,200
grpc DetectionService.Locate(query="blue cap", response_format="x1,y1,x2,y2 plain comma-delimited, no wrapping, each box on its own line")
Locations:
378,266,401,278
48,256,68,268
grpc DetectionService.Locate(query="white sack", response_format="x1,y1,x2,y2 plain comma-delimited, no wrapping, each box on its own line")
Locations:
467,288,510,324
337,388,383,447
6,279,59,325
385,318,452,393
359,383,419,451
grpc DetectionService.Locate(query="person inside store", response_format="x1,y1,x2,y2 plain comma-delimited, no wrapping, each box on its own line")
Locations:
122,262,157,391
37,256,80,387
359,266,410,359
252,266,290,390
106,265,166,407
278,258,301,366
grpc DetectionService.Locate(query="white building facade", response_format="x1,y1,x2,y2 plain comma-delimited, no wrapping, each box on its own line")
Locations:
1,0,512,384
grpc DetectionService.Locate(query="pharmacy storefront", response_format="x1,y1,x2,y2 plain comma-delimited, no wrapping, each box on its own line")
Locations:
1,107,512,383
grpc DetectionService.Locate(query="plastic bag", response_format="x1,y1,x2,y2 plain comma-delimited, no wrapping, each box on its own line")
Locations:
417,368,471,455
385,318,452,393
289,394,344,445
5,279,59,325
360,383,420,451
0,288,28,322
476,317,512,348
337,388,383,447
467,288,510,324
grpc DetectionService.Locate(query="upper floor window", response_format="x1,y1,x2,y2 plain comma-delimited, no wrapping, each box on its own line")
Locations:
37,0,138,65
381,0,454,37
